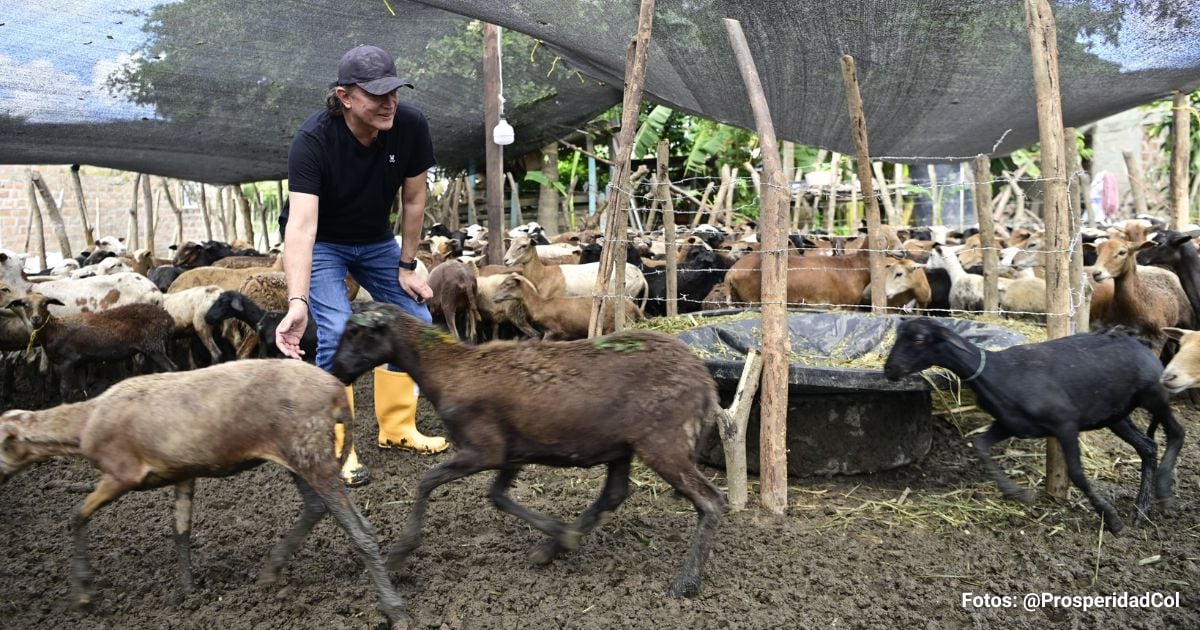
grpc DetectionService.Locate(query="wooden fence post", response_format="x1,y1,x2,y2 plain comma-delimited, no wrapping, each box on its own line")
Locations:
31,170,72,259
25,170,47,268
840,55,886,312
1171,90,1191,229
657,140,679,317
725,16,790,514
973,155,1000,314
69,165,95,248
1025,0,1071,499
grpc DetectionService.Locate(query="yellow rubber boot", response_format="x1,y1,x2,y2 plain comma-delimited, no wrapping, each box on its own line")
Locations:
374,367,448,453
334,385,371,487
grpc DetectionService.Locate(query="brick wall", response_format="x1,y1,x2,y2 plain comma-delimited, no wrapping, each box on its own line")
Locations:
0,164,273,266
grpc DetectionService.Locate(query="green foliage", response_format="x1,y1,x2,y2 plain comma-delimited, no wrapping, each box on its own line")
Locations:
633,105,674,158
524,170,567,195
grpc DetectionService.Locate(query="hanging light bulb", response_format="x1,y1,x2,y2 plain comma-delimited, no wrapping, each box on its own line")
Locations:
493,118,515,146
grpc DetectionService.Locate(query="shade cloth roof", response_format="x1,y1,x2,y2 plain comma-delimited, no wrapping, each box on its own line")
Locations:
1,1,1198,183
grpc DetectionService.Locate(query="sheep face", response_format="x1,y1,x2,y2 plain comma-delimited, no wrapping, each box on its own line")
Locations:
7,294,61,329
492,274,531,305
1161,327,1200,393
330,306,419,384
1089,238,1156,282
0,411,37,483
502,237,535,267
883,318,955,380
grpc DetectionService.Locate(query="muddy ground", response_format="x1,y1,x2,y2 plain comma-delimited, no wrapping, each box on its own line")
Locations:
1,372,1197,629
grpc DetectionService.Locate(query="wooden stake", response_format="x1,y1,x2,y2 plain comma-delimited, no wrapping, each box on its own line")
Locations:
726,16,790,515
161,178,184,248
141,174,155,255
25,170,47,269
127,173,141,250
1123,150,1149,218
717,349,764,511
199,184,214,242
1171,90,1191,229
841,54,888,312
483,22,506,265
1025,0,1071,499
69,165,94,248
589,0,656,338
657,140,679,317
825,152,841,234
1065,127,1085,332
30,170,72,259
973,155,1000,314
873,161,898,225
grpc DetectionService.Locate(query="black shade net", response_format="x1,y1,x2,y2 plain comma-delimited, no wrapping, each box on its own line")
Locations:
0,0,620,184
422,0,1200,161
1,1,1198,184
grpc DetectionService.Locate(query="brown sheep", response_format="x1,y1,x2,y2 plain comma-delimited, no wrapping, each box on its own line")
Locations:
12,298,177,402
427,260,480,342
493,273,641,340
329,303,725,599
727,250,872,309
0,359,405,625
1088,237,1193,355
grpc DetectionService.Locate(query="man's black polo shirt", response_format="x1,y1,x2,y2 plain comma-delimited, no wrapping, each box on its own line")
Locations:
282,103,436,245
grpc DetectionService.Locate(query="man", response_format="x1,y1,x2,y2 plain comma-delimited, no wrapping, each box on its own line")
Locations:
277,44,449,487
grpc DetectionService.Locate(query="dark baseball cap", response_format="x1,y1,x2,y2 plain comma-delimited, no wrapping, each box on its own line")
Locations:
337,45,414,95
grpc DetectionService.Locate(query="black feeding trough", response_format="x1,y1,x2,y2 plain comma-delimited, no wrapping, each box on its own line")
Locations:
676,310,1030,477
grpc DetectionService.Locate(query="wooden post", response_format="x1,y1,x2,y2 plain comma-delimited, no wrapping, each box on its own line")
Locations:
1171,90,1191,229
894,163,905,221
782,141,795,225
1025,0,1071,499
235,185,254,247
483,23,506,267
657,140,679,317
973,155,1000,314
840,55,886,312
588,0,656,338
506,172,523,227
825,152,841,233
254,185,270,250
1065,127,1085,331
1123,150,1150,218
127,173,141,250
726,16,790,515
30,171,72,259
161,178,184,247
198,184,214,242
25,170,47,269
717,349,763,511
215,185,228,242
873,161,898,225
69,165,94,248
141,173,155,256
538,142,560,234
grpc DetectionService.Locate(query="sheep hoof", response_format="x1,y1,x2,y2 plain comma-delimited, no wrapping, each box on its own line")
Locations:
256,567,281,587
558,528,582,552
668,577,701,598
529,541,561,565
1104,515,1126,536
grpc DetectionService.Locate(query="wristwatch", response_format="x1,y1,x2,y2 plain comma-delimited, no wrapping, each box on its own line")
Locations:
398,257,418,271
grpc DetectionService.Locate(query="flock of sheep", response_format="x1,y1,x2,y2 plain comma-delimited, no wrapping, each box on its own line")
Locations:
0,214,1198,625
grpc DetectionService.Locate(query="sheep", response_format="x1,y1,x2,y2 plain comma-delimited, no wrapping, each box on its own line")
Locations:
204,290,317,361
0,282,37,352
0,360,405,626
493,273,642,340
167,255,285,293
726,250,873,309
29,272,164,316
329,303,725,597
924,245,1017,313
149,265,186,293
427,259,480,342
161,286,226,365
1137,229,1200,325
1087,236,1193,355
881,259,932,312
643,246,731,317
69,255,134,279
503,235,648,305
474,272,540,340
11,297,178,402
884,318,1183,533
997,276,1047,319
171,240,234,269
212,255,276,269
1161,326,1200,392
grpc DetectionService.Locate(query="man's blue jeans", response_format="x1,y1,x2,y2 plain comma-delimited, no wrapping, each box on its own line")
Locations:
310,238,431,371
